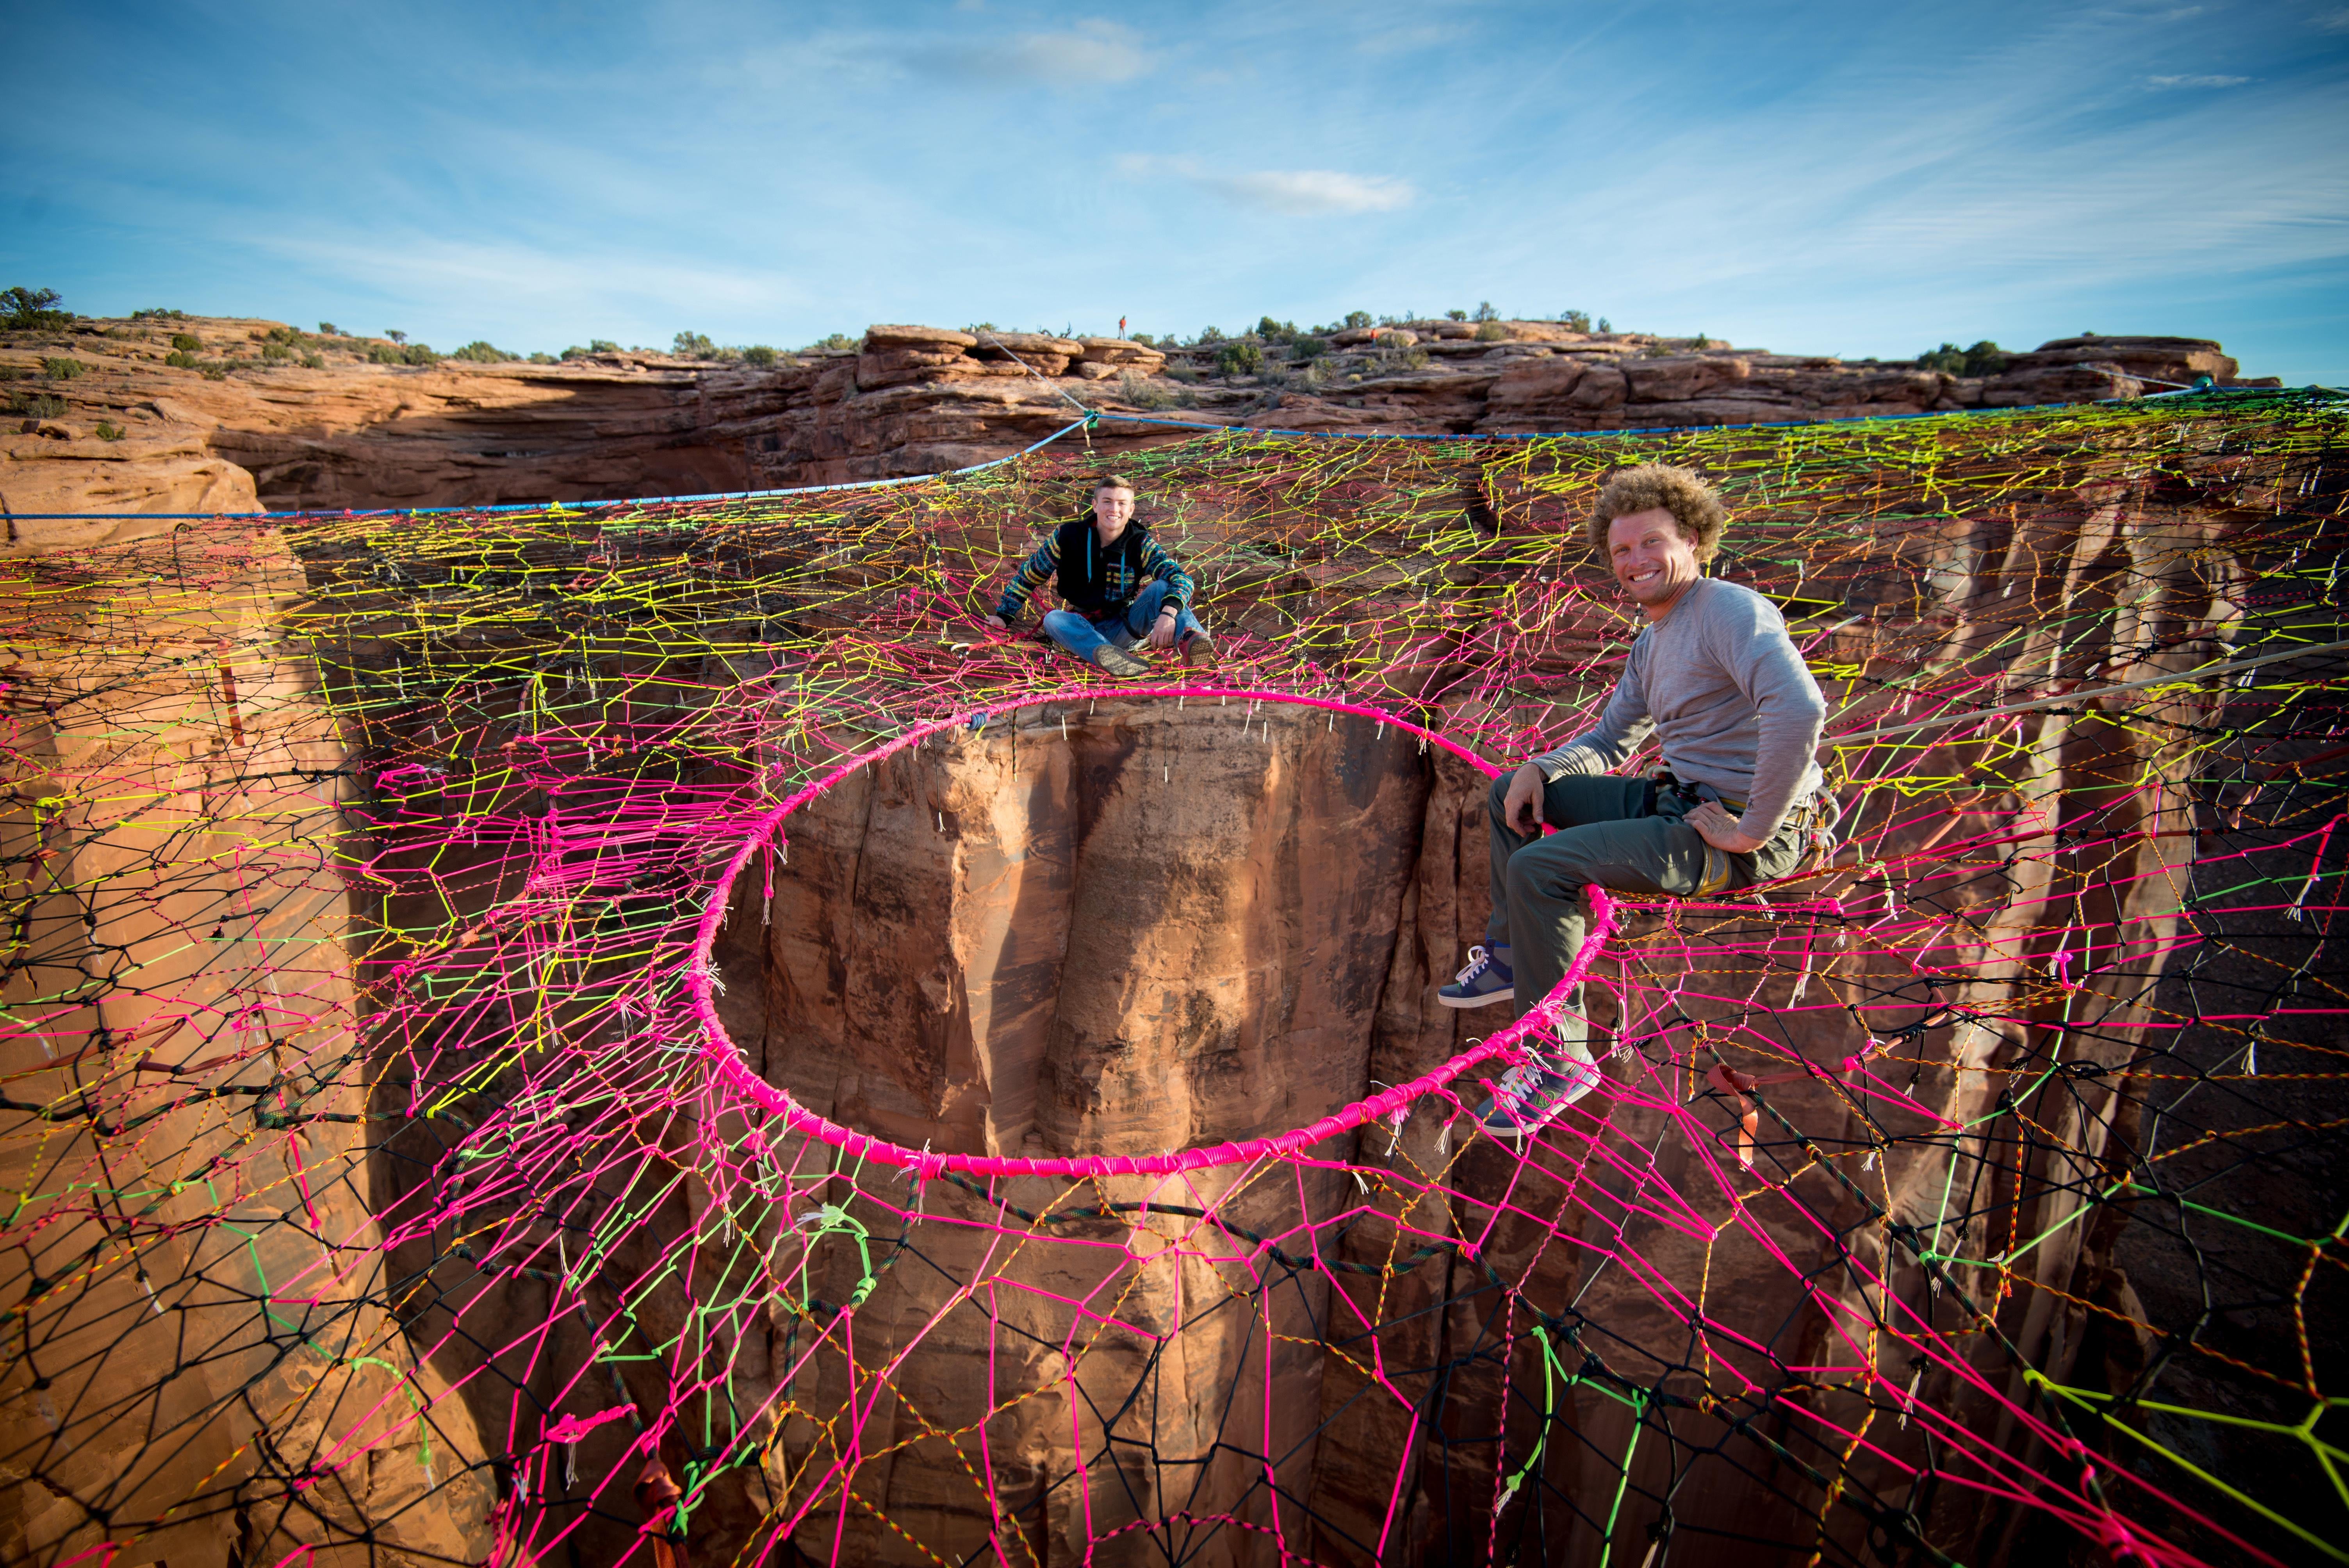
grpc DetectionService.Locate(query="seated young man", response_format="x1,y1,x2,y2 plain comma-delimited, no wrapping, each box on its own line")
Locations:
1443,463,1832,1134
986,474,1217,677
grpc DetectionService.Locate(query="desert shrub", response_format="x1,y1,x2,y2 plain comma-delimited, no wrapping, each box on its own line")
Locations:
1116,368,1175,409
2,287,71,331
450,340,518,363
1163,364,1201,384
672,331,718,358
170,333,202,352
1597,317,1612,333
1290,335,1327,361
1343,310,1372,329
370,342,439,366
1474,321,1509,342
1130,332,1156,347
133,307,188,321
1445,308,1468,321
810,332,857,352
1919,340,2012,376
742,345,779,367
262,343,292,362
42,357,85,379
1216,341,1265,376
1255,316,1299,342
9,391,68,419
0,368,17,381
264,326,303,345
95,421,125,440
318,321,340,335
1370,345,1431,374
1472,301,1500,323
1692,333,1713,350
1196,326,1225,344
1559,310,1592,331
301,352,326,369
527,352,557,365
164,350,200,369
201,364,229,380
560,346,591,361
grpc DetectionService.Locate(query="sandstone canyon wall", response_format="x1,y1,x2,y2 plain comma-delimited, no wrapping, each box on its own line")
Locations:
1,328,2337,1568
2,312,2269,520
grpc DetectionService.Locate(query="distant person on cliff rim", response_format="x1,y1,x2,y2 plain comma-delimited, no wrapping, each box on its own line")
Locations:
1444,462,1834,1136
987,474,1218,677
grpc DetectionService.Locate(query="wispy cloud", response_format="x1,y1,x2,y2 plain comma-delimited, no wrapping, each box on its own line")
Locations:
1119,155,1415,214
2316,5,2349,29
2146,72,2251,87
897,20,1148,84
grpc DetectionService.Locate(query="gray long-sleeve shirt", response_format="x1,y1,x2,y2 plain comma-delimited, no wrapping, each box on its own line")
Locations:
1534,578,1828,837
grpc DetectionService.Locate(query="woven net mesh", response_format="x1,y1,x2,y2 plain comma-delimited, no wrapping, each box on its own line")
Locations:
4,389,2346,1565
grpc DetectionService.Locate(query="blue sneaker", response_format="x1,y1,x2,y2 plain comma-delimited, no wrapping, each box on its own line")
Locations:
1438,945,1514,1009
1474,1034,1602,1136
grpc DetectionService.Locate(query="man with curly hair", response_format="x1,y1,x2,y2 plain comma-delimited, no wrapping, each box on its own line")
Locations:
1442,462,1833,1133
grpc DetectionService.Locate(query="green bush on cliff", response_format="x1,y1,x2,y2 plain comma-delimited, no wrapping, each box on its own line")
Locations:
7,390,67,419
369,342,440,366
42,357,85,379
170,333,203,353
164,350,200,370
133,307,189,321
1475,321,1509,342
1216,341,1265,376
2,287,71,331
1918,340,2014,376
673,331,718,358
450,340,519,363
742,345,779,367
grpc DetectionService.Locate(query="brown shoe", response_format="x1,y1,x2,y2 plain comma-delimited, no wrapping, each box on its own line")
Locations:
1091,642,1151,679
1181,631,1219,669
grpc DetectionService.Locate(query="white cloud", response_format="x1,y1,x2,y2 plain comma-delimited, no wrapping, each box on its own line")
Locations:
2146,73,2251,87
1119,155,1415,214
900,20,1148,84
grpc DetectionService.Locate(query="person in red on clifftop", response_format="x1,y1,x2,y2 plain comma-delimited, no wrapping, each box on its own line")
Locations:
987,474,1218,677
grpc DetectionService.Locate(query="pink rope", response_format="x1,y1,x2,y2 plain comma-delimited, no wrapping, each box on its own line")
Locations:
685,687,1624,1177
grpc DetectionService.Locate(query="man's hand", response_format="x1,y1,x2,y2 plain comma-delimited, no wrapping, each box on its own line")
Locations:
985,615,1009,631
1503,763,1547,836
1685,800,1765,854
1146,608,1179,651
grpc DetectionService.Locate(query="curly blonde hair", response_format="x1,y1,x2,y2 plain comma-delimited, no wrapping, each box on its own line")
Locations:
1588,463,1727,562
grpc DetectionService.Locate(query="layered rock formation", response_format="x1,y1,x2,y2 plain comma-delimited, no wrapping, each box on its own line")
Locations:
2,314,2270,519
0,527,495,1565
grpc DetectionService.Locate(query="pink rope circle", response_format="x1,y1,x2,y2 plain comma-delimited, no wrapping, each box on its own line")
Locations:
686,684,1620,1178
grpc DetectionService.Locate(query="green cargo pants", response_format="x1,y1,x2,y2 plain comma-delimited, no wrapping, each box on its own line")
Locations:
1484,772,1814,1023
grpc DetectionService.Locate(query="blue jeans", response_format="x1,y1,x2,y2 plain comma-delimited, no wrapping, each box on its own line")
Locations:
1040,580,1205,662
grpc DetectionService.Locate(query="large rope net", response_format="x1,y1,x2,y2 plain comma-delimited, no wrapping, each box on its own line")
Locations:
4,390,2346,1567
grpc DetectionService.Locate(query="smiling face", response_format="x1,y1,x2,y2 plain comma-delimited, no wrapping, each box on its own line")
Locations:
1092,485,1135,540
1606,506,1705,620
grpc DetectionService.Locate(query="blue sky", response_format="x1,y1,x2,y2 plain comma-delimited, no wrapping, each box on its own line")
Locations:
9,1,2347,381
